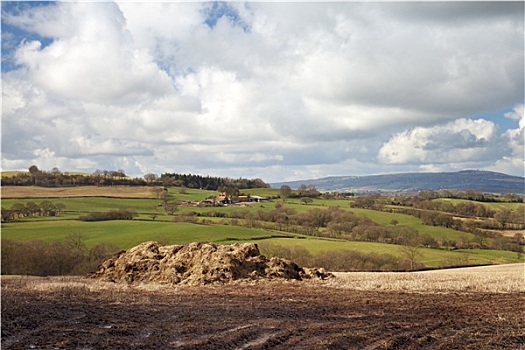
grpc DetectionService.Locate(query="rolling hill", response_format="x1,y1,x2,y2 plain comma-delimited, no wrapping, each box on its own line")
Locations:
271,170,524,194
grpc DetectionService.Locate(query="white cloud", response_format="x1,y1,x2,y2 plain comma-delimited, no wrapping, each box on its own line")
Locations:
10,2,174,104
379,118,499,163
378,116,523,175
1,2,524,181
504,104,525,129
500,105,525,174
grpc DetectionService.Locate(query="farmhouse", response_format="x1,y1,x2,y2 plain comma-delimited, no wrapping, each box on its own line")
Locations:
216,192,231,205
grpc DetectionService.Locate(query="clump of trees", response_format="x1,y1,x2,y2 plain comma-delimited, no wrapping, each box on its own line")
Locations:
2,201,66,222
159,173,268,190
277,185,322,200
1,234,118,276
79,209,137,222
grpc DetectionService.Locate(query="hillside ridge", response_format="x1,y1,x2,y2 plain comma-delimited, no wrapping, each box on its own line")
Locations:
271,170,524,194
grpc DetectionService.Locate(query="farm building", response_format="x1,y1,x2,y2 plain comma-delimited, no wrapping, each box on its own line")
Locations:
216,193,231,204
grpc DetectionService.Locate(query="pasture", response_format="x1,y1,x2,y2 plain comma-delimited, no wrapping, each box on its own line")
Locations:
0,220,289,250
434,197,524,211
2,215,522,268
2,185,524,270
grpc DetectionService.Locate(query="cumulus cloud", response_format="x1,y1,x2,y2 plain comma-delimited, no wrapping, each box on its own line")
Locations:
10,3,173,104
504,104,525,129
496,105,525,173
379,118,499,164
379,109,524,175
1,2,523,181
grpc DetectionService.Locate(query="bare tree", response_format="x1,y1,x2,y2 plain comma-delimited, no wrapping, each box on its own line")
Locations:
399,244,421,271
495,209,512,229
144,173,158,182
279,185,292,201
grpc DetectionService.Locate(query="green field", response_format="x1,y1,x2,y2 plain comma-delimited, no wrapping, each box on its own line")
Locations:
0,220,289,249
255,237,518,267
2,186,524,269
3,219,521,267
433,198,524,211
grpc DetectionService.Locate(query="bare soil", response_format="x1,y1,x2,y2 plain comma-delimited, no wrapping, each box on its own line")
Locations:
2,276,524,349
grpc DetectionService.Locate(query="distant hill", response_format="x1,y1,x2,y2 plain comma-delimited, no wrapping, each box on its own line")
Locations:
271,170,524,194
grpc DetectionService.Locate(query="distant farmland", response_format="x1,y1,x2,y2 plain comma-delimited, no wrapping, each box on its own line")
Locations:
2,185,524,273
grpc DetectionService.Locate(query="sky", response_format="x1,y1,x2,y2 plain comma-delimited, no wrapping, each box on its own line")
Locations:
1,1,524,183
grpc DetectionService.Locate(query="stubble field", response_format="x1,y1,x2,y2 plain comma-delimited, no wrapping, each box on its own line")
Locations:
2,264,524,349
1,185,159,199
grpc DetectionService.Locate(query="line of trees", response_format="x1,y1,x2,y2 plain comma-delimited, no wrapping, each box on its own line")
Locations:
159,173,268,190
78,209,137,222
2,166,270,191
2,166,145,187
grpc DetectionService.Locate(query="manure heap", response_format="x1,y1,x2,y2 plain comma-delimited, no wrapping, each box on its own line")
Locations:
92,241,332,285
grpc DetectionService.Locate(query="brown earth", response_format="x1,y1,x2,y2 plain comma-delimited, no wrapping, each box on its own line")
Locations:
3,245,524,349
2,276,524,349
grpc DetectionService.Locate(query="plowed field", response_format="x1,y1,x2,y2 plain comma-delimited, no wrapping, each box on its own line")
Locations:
2,275,524,349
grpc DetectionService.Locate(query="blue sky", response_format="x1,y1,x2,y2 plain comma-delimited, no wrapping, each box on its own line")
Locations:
472,108,520,133
1,2,54,72
1,1,524,181
203,1,250,32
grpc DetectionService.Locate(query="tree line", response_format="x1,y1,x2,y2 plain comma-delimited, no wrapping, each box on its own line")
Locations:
1,165,269,191
78,209,137,222
158,173,268,191
1,234,118,276
2,166,139,187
